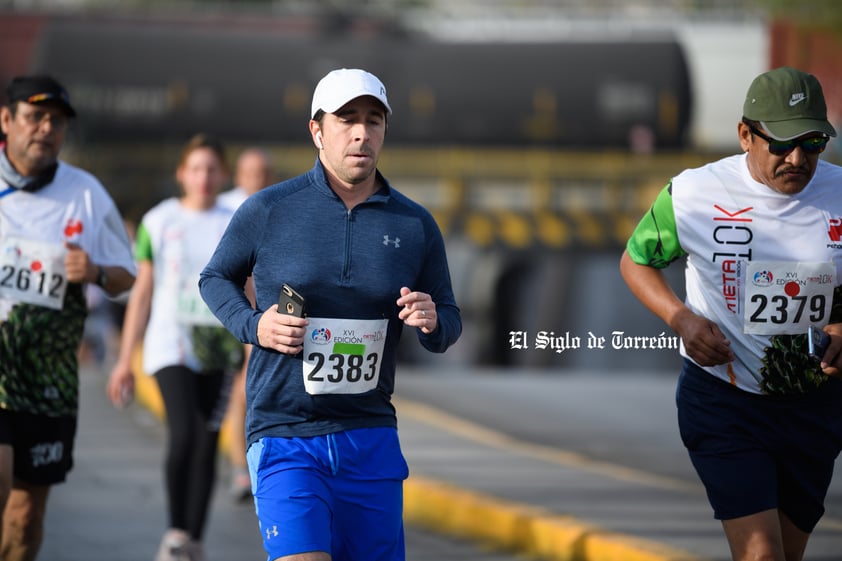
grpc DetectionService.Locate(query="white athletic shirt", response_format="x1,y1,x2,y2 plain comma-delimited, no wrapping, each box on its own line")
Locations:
217,186,248,211
136,198,234,375
671,154,842,393
0,162,136,319
0,161,135,415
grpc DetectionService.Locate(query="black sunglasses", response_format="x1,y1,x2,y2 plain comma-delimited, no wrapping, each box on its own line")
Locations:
744,120,829,156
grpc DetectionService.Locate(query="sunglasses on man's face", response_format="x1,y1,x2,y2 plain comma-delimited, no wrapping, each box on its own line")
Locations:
746,122,829,156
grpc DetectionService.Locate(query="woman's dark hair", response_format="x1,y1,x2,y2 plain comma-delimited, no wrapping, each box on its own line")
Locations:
178,133,228,173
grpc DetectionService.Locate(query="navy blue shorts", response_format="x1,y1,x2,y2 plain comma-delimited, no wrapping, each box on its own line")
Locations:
676,360,842,532
247,426,409,561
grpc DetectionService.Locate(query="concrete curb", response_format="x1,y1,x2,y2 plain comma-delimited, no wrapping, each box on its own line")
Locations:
130,355,703,561
404,476,702,561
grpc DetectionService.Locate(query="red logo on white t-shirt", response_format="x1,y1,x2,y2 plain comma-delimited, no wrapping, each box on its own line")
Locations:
829,218,842,242
63,218,83,238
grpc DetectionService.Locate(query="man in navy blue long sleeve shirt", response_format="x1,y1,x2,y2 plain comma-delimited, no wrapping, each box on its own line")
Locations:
199,68,461,561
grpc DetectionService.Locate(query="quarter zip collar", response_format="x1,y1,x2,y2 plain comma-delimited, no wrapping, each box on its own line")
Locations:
307,157,392,206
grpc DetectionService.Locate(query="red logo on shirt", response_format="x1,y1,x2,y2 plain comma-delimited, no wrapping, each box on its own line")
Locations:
64,219,83,238
829,218,842,242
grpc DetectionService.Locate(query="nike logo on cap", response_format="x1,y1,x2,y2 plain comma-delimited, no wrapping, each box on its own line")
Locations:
789,93,806,106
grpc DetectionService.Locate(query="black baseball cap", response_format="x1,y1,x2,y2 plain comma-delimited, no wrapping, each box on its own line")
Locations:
5,75,76,117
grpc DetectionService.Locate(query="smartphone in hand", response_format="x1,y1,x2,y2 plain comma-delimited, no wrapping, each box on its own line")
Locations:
808,324,830,359
278,283,306,317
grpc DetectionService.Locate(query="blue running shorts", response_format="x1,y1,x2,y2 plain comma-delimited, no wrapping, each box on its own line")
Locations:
676,359,842,532
247,426,409,560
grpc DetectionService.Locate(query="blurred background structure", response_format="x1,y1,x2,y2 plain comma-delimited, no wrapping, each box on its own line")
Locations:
2,0,841,369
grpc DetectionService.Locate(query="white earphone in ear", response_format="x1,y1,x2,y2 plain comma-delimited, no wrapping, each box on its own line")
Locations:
316,132,323,149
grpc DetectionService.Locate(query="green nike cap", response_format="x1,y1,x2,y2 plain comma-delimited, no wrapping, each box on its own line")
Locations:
743,66,836,140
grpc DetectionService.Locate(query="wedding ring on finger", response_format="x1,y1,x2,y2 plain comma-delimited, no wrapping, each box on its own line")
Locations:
421,310,427,318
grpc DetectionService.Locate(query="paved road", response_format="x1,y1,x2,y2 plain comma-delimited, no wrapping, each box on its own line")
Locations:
39,366,525,561
394,364,842,561
396,363,842,503
39,362,842,561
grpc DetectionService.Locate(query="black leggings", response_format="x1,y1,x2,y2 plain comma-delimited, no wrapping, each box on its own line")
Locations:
155,365,231,540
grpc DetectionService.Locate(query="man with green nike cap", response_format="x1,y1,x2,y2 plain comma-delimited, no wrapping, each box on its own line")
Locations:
620,66,842,561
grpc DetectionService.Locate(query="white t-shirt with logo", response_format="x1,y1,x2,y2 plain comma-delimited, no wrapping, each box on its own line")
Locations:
671,154,842,392
0,162,135,415
136,198,233,374
0,163,135,318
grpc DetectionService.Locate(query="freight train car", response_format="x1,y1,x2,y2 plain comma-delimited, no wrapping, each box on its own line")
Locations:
2,12,692,150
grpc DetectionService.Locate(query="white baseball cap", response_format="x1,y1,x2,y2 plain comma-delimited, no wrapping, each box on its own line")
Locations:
310,68,391,119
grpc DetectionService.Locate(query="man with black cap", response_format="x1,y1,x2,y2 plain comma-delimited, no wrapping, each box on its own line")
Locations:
620,66,842,560
199,68,461,561
0,75,135,560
